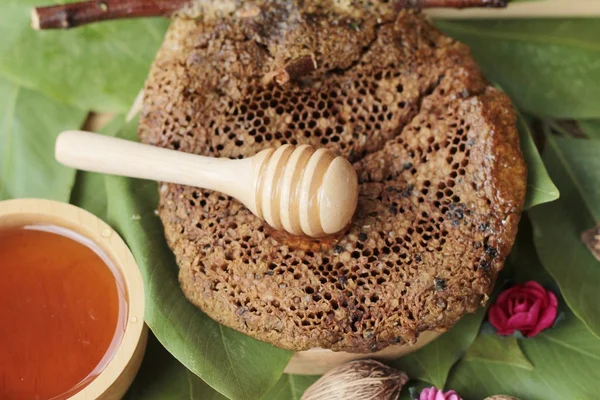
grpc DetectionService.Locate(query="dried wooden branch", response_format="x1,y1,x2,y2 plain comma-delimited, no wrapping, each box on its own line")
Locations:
31,0,509,31
395,0,508,9
31,0,189,30
263,55,318,87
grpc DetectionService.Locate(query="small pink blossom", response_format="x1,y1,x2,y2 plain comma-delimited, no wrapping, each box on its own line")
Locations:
419,387,462,400
488,281,558,337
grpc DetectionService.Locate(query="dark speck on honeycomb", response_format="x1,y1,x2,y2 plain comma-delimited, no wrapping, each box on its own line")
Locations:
139,0,527,353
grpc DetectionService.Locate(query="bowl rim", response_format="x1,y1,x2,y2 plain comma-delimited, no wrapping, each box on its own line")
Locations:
0,198,145,399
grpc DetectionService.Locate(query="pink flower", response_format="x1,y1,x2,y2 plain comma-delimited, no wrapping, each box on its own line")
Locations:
420,387,462,400
488,281,558,337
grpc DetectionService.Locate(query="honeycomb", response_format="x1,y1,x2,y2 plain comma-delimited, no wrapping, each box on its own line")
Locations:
139,1,526,352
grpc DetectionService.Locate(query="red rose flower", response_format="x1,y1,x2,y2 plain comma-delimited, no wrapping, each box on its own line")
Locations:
488,281,558,337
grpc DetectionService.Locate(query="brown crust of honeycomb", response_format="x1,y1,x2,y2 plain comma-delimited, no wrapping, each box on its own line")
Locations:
139,2,526,353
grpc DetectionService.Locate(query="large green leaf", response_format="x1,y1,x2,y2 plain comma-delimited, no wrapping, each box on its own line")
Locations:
437,19,600,119
518,116,559,209
104,120,292,400
125,333,228,400
447,219,600,400
462,335,533,371
389,308,486,389
530,135,600,339
126,341,319,400
0,0,167,113
0,76,87,201
262,374,320,400
448,311,600,400
579,120,600,140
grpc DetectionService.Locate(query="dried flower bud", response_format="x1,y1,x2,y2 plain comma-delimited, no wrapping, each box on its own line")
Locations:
301,360,408,400
484,396,521,400
581,223,600,262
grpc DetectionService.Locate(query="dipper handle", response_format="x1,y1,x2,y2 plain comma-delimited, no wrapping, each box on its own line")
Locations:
56,130,250,199
55,131,358,237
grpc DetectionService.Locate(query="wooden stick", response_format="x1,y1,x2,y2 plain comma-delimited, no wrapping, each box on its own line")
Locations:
31,0,598,31
55,131,358,237
31,0,189,30
395,0,507,9
426,0,600,18
31,0,509,30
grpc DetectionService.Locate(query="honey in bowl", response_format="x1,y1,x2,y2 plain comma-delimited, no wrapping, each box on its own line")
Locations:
0,225,127,400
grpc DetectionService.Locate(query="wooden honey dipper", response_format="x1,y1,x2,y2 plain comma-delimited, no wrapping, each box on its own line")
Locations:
55,130,359,238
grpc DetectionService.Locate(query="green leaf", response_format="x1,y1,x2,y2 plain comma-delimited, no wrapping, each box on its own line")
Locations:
448,221,600,400
505,218,556,285
0,0,168,113
437,19,600,119
518,116,559,209
70,115,125,218
70,171,108,217
578,120,600,140
389,308,486,389
124,333,228,400
0,76,87,201
448,311,600,399
104,119,292,400
462,334,534,370
529,135,600,339
261,374,320,400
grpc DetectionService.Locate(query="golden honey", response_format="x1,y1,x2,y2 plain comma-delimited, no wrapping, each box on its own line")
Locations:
0,225,127,400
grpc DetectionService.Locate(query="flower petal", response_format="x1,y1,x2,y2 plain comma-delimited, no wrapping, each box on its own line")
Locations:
436,391,449,400
547,289,559,307
496,287,517,305
524,281,546,295
488,303,509,332
445,390,463,400
513,301,530,313
527,297,543,321
420,387,437,400
508,297,515,312
507,310,537,332
528,299,558,337
519,287,549,307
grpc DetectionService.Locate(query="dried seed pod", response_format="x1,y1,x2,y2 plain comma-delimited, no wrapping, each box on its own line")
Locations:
301,360,408,400
484,396,521,400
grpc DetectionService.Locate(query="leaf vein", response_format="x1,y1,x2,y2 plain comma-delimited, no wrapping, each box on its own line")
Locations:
288,374,298,400
218,324,244,394
542,335,600,362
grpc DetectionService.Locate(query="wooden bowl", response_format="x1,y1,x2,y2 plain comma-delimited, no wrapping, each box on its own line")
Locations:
0,198,147,400
285,331,441,375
